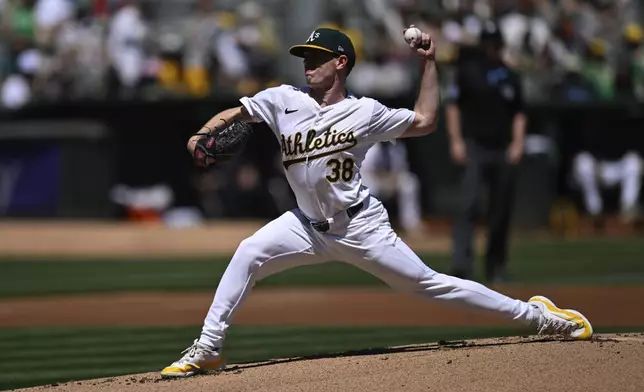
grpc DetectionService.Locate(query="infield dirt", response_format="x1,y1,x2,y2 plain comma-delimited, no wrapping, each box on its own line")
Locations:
14,334,644,392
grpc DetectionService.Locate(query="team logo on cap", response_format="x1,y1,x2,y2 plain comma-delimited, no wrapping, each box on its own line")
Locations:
307,31,320,42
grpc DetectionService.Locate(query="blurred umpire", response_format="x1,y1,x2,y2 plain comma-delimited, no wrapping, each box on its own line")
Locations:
445,21,527,283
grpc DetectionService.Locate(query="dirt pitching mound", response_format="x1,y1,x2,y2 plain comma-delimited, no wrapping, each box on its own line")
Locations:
17,334,644,392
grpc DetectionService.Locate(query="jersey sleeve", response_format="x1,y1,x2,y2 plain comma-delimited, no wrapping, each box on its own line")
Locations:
239,86,282,127
364,100,416,142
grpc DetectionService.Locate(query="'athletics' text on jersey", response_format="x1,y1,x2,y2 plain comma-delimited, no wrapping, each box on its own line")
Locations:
240,85,415,221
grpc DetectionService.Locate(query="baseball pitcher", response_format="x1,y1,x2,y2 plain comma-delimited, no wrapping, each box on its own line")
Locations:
161,26,593,378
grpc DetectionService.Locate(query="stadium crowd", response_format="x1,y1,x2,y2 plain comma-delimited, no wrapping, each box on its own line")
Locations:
1,0,643,109
0,0,642,230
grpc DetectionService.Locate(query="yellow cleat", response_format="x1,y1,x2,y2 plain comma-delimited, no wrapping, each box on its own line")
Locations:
161,339,226,378
529,296,593,340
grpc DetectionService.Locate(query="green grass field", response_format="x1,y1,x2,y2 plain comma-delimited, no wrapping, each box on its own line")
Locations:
1,237,643,390
2,325,642,391
1,238,644,298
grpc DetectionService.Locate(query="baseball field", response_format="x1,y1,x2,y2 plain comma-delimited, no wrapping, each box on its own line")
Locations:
1,221,644,392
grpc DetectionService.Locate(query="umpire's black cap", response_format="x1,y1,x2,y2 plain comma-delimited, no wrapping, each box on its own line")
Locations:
289,28,356,71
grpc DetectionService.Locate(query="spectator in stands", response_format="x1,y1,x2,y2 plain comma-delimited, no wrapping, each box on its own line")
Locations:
1,0,35,79
52,3,106,100
572,146,643,227
546,12,587,72
33,0,74,49
441,0,484,47
498,0,552,70
582,16,644,226
1,0,642,108
0,50,35,109
233,1,279,95
0,0,35,109
155,24,189,97
572,74,643,226
106,0,150,100
581,38,614,100
318,9,365,63
212,10,249,92
618,22,644,101
1,0,36,45
551,55,599,103
562,0,611,44
215,4,258,94
181,0,221,97
582,0,623,46
347,23,412,98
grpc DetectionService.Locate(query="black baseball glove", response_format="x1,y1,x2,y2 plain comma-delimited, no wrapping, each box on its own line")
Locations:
192,119,254,167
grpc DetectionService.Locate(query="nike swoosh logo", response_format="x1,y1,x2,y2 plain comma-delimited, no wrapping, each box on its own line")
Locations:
285,108,298,114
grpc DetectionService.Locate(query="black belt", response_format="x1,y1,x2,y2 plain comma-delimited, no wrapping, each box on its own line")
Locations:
310,202,364,233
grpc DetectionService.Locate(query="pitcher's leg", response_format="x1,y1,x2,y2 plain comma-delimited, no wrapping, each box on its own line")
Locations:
200,210,327,348
350,235,538,325
161,210,327,378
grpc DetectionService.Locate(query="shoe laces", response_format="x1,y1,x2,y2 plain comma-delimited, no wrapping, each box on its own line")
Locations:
538,314,575,336
178,339,200,361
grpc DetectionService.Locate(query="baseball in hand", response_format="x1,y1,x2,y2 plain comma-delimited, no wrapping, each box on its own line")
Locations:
404,27,422,45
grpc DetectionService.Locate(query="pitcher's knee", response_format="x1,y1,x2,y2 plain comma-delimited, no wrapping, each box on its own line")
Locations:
232,236,268,274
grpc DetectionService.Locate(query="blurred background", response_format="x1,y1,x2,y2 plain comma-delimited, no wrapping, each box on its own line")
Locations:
0,0,642,235
1,1,643,390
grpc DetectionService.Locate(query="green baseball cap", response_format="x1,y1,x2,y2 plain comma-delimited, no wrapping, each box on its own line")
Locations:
289,28,356,71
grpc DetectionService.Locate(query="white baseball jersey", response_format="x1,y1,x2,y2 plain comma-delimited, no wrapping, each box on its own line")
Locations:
196,87,542,354
240,84,415,221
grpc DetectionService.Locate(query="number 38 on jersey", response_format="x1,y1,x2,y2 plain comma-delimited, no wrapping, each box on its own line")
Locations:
326,158,355,183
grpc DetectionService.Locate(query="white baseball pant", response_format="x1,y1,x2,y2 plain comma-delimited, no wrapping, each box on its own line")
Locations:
198,196,538,348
